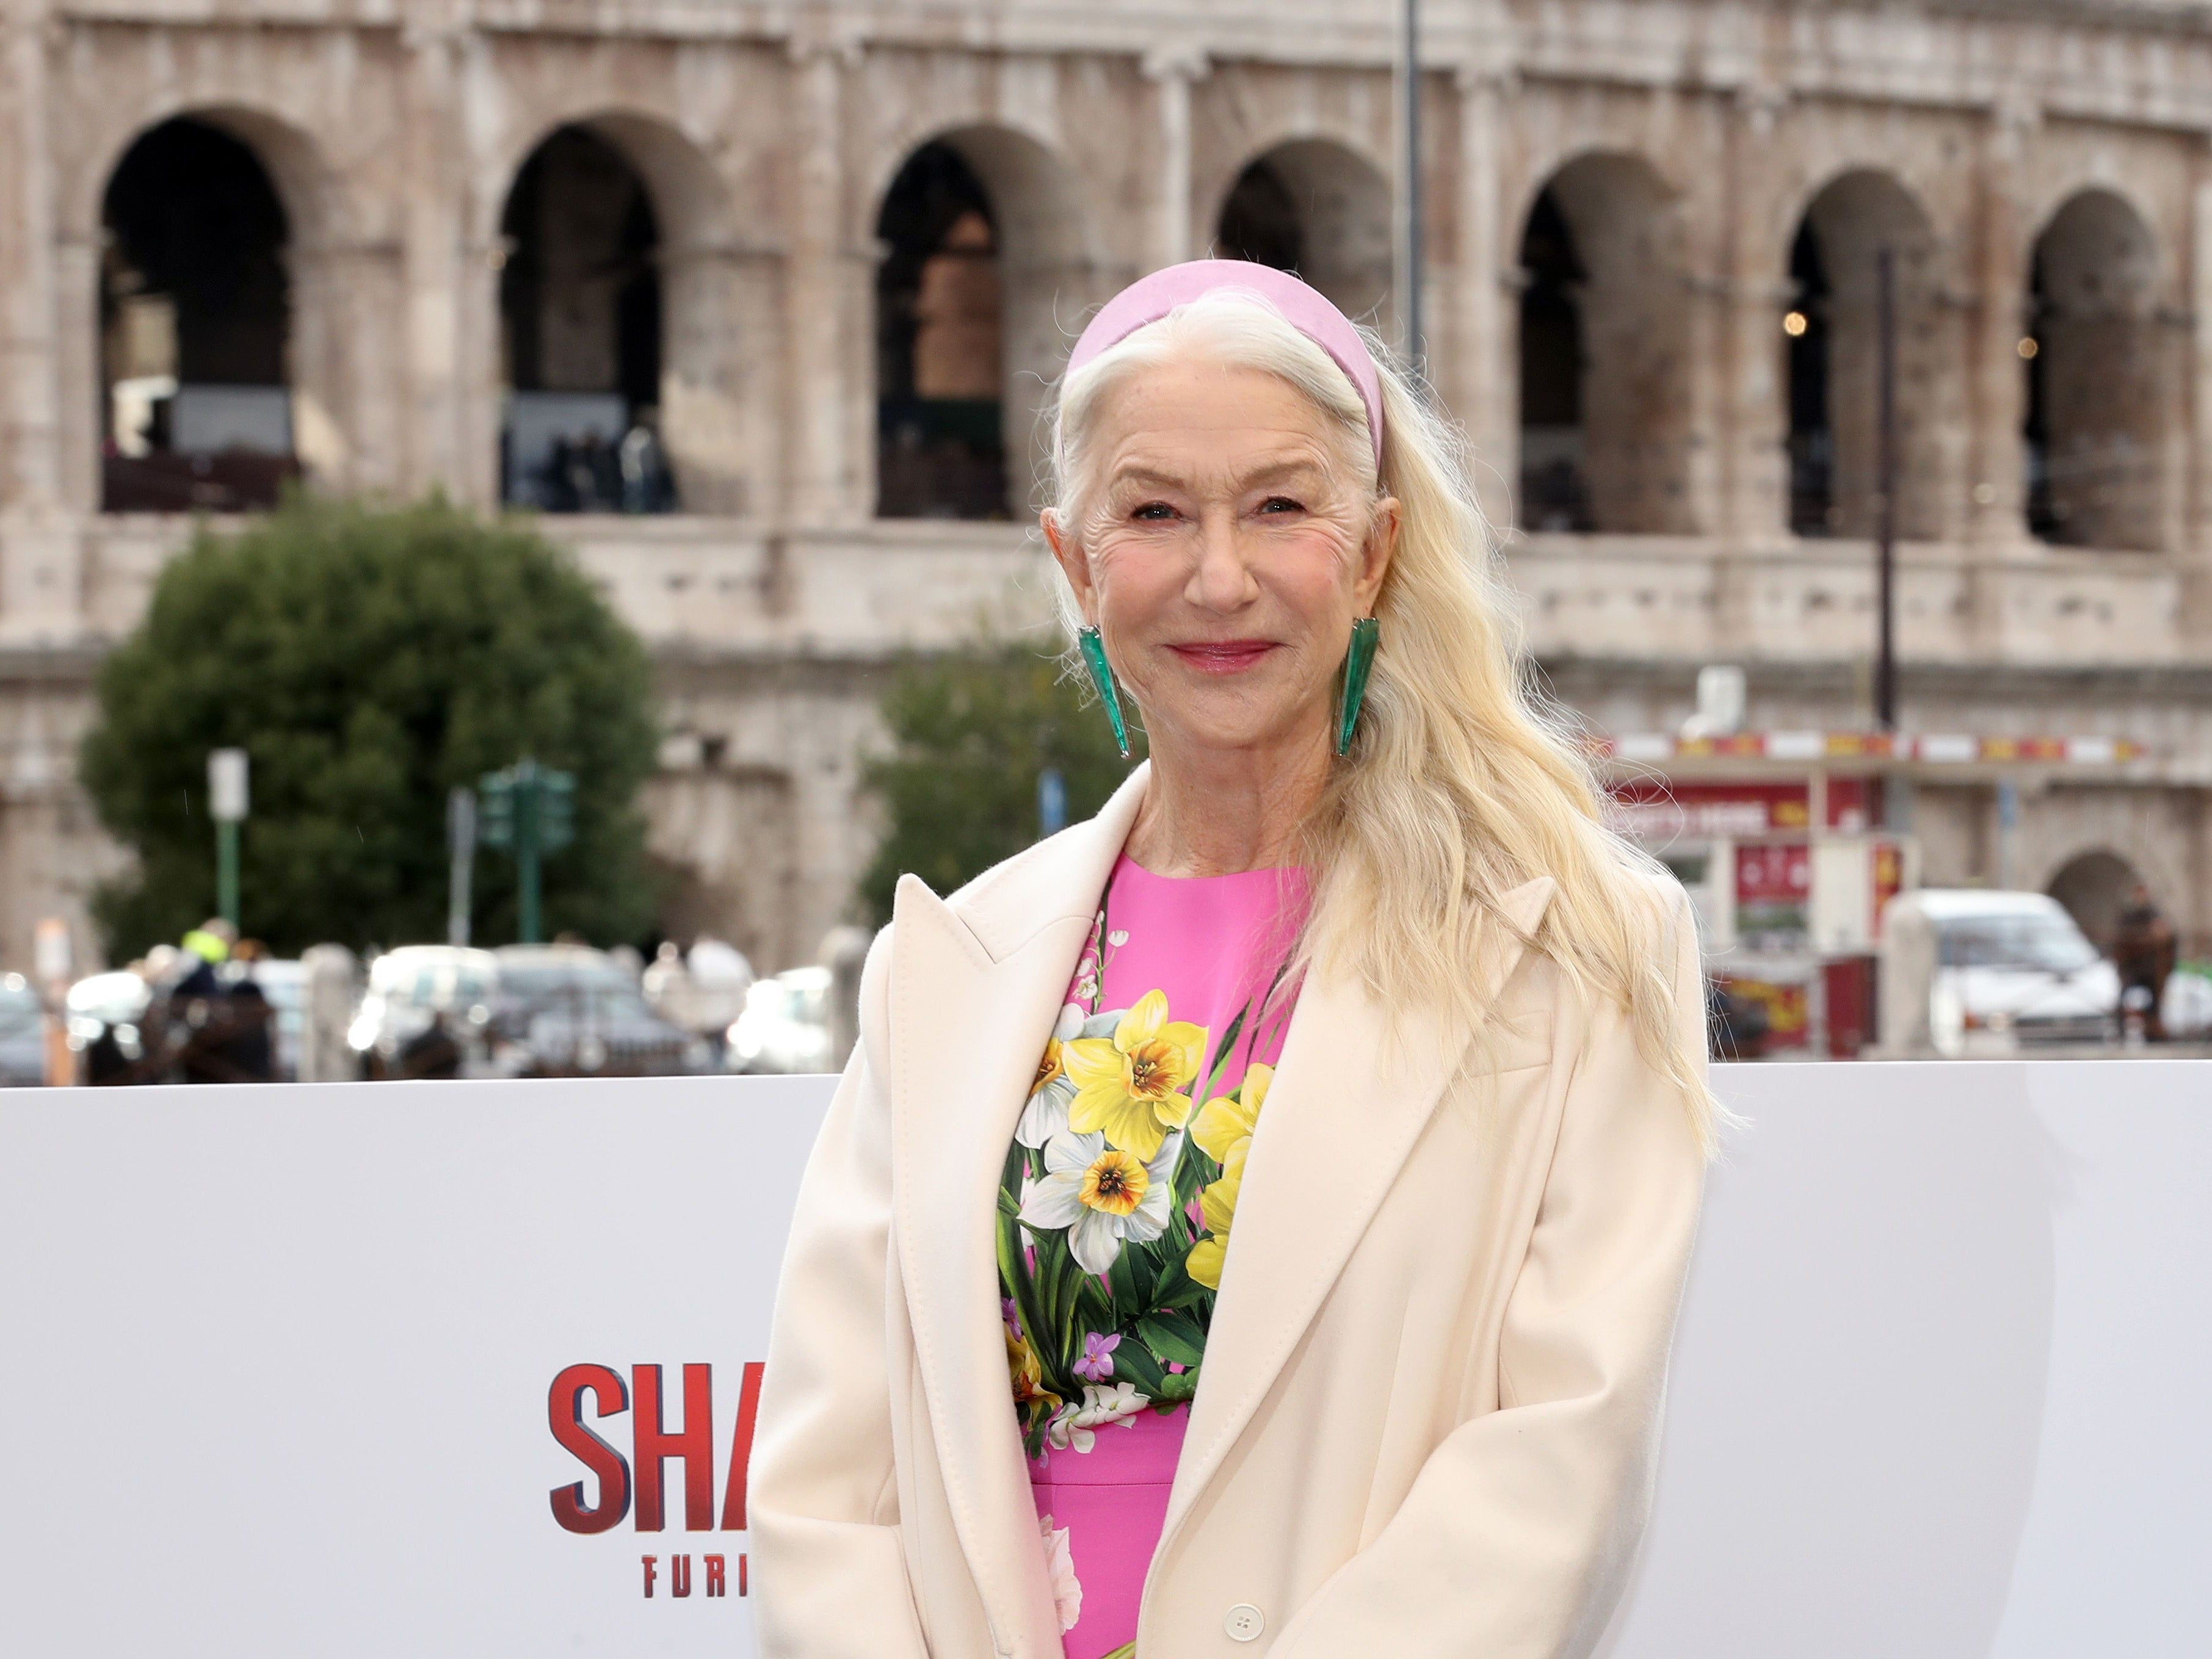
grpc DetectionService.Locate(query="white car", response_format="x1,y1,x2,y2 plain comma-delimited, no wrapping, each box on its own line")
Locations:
1891,889,2119,1055
726,967,835,1075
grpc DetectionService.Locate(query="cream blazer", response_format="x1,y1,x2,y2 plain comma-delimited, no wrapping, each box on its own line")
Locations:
751,766,1708,1658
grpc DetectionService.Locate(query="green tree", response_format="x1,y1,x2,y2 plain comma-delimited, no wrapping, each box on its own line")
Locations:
81,496,660,958
858,645,1142,923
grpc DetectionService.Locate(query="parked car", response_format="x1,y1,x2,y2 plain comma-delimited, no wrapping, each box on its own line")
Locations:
1900,889,2120,1055
0,974,47,1085
63,969,155,1082
349,946,501,1078
491,944,712,1077
727,966,836,1074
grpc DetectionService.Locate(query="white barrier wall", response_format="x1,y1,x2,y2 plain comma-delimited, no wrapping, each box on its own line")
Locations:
4,1062,2208,1655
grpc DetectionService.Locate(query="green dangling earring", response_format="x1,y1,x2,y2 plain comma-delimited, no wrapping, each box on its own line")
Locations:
1334,616,1380,756
1078,625,1131,759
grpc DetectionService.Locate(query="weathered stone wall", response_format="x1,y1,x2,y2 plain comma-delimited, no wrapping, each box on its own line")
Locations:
3,0,2211,973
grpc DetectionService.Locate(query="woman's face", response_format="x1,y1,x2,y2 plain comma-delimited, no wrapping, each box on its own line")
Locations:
1045,356,1396,761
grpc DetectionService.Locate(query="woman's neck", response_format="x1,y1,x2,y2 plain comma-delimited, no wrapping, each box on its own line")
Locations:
1123,721,1330,876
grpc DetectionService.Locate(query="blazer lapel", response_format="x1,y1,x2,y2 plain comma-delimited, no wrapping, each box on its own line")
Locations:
1156,875,1558,1549
889,767,1150,1658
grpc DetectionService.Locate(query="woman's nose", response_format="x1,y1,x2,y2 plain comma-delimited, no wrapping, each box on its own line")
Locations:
1186,511,1258,612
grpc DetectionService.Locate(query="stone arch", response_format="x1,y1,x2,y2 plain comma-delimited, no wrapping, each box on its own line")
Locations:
871,123,1104,519
1784,168,1953,540
1515,151,1695,535
93,106,348,510
2045,846,2147,952
2024,188,2173,552
1212,138,1393,332
492,110,750,515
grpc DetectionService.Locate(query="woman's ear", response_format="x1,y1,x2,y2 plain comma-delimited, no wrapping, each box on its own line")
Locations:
1042,508,1096,616
1355,496,1401,613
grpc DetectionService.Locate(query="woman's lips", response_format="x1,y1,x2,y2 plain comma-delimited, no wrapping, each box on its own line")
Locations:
1166,640,1278,674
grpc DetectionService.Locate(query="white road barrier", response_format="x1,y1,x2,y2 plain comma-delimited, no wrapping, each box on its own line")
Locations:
3,1062,2207,1656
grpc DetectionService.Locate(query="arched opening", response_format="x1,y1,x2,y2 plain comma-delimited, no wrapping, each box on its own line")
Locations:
1215,140,1393,329
1785,172,1946,539
100,117,299,512
2047,847,2146,953
1515,155,1694,535
498,125,676,514
2024,190,2166,551
876,142,1006,519
874,126,1100,521
1517,187,1590,531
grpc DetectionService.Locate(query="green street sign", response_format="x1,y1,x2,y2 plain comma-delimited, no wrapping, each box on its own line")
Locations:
476,759,579,943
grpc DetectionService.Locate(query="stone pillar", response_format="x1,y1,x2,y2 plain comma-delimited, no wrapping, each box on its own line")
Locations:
659,243,785,518
1,7,62,515
398,17,487,506
1965,98,2034,552
0,8,88,645
785,35,869,527
1715,84,1790,543
1142,46,1204,272
2186,134,2212,631
1452,63,1514,524
288,239,407,496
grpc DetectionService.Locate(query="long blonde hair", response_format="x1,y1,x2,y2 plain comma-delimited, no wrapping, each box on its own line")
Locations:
1043,289,1719,1154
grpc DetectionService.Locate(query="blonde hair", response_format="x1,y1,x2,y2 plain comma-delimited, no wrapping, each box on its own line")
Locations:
1043,288,1720,1155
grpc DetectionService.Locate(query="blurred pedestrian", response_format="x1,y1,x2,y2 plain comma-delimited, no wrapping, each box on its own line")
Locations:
217,938,276,1083
2113,884,2177,1041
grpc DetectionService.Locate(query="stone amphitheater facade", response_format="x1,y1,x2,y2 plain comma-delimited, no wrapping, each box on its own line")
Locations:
1,0,2209,971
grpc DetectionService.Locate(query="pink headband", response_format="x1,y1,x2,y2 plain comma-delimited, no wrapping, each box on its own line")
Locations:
1065,259,1385,471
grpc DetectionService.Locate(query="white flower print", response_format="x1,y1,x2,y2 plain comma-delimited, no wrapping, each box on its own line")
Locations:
1038,1513,1083,1631
1018,1129,1182,1274
1107,929,1130,947
1016,1003,1088,1148
1046,1382,1151,1453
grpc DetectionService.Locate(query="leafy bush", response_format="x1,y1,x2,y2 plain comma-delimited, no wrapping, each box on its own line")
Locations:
80,496,659,957
857,644,1141,923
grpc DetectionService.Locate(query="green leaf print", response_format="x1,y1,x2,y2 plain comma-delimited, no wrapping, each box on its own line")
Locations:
1134,1310,1207,1367
1113,1340,1167,1393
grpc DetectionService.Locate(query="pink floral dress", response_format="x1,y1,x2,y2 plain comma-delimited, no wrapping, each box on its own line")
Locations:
1000,854,1307,1659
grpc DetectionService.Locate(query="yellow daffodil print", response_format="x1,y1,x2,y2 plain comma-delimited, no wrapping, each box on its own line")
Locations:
1191,1061,1272,1169
1186,1062,1273,1290
1006,1321,1063,1437
1185,1158,1242,1290
1061,989,1207,1162
1020,1127,1183,1274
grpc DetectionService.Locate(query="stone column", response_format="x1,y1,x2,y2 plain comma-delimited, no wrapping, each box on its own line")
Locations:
784,35,869,527
1965,97,2034,553
288,237,407,496
2185,133,2212,630
659,242,785,518
1452,63,1514,524
1142,45,1204,272
0,7,87,644
1714,85,1790,543
397,15,489,506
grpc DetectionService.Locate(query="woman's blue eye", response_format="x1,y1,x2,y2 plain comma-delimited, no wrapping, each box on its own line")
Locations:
1131,502,1176,521
1259,496,1304,514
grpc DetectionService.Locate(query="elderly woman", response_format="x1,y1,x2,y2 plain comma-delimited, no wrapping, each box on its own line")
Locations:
750,261,1715,1659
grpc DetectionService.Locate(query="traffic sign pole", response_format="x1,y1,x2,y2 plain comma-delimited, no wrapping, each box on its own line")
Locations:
208,748,249,930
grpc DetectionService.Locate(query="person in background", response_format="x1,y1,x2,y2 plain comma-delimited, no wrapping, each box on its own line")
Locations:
171,918,235,1002
214,938,275,1084
2112,884,2177,1042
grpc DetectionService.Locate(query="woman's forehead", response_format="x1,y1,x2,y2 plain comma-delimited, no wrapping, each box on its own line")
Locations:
1090,361,1347,485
